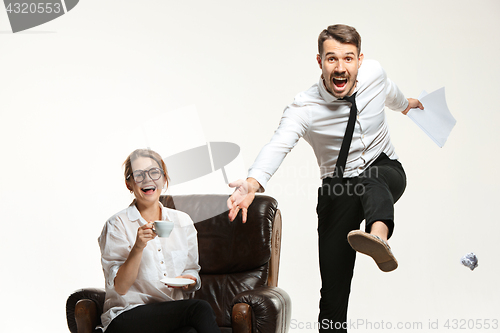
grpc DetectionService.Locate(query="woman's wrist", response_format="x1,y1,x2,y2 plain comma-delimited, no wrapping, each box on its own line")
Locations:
131,243,146,254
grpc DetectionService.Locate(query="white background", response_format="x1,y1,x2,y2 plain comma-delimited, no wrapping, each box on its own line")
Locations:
1,1,499,332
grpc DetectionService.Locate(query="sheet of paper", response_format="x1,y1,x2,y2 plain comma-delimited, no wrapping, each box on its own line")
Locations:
407,87,456,147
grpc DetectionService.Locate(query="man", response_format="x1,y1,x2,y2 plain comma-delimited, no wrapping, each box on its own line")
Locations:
227,24,423,331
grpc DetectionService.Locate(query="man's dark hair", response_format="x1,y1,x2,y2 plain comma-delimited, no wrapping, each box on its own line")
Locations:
318,24,361,57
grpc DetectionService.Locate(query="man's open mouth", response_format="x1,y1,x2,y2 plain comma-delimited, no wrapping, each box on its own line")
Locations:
333,77,347,89
141,185,156,194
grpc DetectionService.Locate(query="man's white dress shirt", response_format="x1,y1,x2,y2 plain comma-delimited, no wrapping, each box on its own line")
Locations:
98,202,201,331
247,59,408,189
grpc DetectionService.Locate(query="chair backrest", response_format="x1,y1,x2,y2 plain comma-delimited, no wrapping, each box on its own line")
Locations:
160,194,281,328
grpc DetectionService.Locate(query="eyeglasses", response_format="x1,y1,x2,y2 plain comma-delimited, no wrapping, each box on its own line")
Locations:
127,167,164,183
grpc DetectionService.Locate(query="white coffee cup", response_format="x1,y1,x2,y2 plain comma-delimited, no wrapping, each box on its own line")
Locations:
153,221,174,237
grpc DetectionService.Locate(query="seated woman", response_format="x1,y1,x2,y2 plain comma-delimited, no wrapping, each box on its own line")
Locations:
98,148,220,333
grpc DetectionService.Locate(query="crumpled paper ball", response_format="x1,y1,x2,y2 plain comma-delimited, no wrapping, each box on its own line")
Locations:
461,252,478,271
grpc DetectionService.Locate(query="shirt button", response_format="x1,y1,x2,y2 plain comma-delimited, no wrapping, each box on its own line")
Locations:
158,248,161,252
164,273,167,277
160,261,164,264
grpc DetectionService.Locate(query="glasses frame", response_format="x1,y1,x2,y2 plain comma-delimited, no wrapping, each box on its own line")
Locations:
127,167,164,183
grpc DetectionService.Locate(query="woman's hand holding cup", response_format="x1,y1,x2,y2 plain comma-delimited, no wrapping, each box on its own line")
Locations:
134,222,157,250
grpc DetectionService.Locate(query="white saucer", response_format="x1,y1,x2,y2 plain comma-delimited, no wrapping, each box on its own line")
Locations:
161,277,196,287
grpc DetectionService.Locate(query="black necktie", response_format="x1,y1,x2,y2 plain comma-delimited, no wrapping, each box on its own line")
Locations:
329,92,358,198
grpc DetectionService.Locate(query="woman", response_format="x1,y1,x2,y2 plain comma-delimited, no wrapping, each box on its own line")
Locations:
98,149,220,333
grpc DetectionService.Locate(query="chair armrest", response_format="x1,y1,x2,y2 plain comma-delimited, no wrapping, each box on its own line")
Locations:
66,288,105,333
232,303,252,333
232,286,291,333
75,299,99,333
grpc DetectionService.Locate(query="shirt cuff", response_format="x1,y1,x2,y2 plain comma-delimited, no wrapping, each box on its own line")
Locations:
400,98,409,112
182,270,201,292
247,170,269,192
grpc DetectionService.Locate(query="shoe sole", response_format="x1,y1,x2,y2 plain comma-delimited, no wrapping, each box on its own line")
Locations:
347,230,398,272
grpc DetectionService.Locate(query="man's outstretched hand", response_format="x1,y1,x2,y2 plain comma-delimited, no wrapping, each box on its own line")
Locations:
227,178,260,223
402,98,424,115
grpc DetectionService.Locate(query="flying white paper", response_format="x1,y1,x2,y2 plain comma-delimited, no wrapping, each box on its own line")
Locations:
407,87,456,147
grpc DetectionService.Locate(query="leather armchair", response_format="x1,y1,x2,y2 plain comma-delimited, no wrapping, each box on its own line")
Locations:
66,194,291,333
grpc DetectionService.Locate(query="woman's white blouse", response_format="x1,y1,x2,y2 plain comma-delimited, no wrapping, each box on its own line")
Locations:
98,202,201,330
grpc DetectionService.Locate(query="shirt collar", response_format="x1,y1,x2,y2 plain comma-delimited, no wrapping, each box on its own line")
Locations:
126,201,169,225
318,76,358,104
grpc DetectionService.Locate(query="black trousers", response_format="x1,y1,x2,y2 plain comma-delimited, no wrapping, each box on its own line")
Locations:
316,153,406,332
105,299,220,333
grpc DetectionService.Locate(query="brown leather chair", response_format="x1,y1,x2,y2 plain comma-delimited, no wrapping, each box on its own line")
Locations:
66,194,291,333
